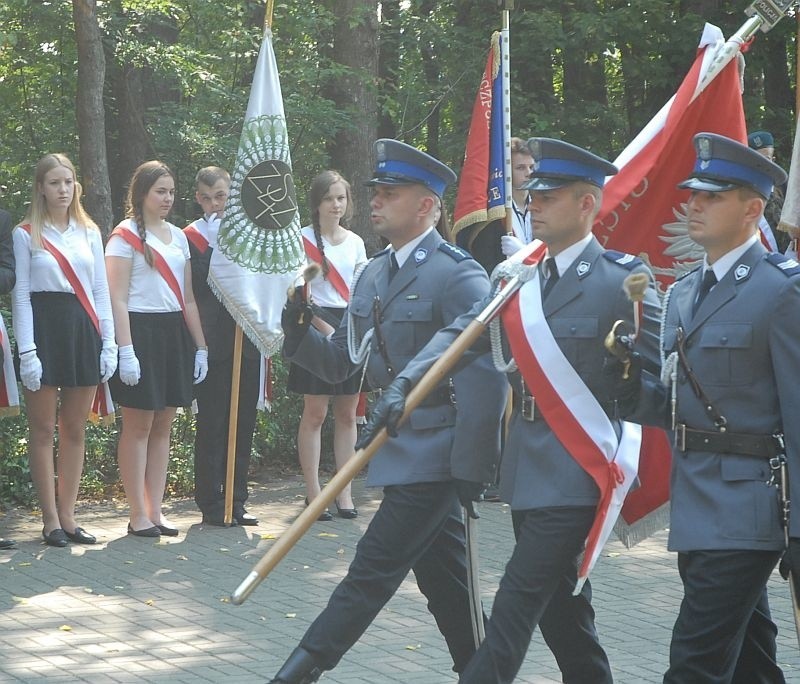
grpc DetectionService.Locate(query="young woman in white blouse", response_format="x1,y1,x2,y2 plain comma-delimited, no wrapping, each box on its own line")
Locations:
288,171,367,520
12,153,117,547
105,161,207,538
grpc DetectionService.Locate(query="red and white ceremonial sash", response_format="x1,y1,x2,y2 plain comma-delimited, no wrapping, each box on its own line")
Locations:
21,225,113,423
501,245,642,590
302,236,350,302
0,314,19,417
184,223,210,254
111,227,187,318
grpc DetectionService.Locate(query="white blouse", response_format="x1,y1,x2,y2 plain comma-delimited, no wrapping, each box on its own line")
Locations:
301,225,367,308
105,219,189,313
12,220,114,354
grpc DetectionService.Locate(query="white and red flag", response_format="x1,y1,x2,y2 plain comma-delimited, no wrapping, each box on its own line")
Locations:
593,24,747,542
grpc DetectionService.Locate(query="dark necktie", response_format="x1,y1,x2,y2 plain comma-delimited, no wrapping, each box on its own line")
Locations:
542,257,559,300
388,252,399,283
692,268,717,316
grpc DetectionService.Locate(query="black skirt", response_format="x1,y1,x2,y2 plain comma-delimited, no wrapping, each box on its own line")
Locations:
287,306,364,396
110,311,194,410
19,292,101,388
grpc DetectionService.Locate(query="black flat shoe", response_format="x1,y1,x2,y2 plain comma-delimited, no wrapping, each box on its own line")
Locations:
234,512,259,526
127,523,161,538
0,538,15,550
42,528,68,547
65,527,96,544
156,525,179,537
335,501,358,519
305,498,333,522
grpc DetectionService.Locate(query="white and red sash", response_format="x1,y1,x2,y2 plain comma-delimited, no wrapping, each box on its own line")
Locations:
0,314,19,417
302,235,350,302
184,223,210,254
21,225,113,423
111,226,187,317
500,242,642,590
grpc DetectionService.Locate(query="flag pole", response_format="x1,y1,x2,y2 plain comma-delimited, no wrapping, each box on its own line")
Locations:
501,2,513,236
223,0,277,526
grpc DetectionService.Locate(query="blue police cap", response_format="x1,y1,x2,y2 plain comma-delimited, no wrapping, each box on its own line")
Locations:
521,138,618,191
365,139,457,198
678,132,787,199
747,130,774,150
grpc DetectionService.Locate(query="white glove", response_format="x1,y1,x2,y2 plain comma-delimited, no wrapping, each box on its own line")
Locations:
501,234,525,257
194,348,208,384
118,344,141,386
19,350,42,392
99,343,118,383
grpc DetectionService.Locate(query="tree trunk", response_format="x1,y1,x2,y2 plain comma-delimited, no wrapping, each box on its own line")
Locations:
377,0,400,140
327,0,380,253
72,0,113,235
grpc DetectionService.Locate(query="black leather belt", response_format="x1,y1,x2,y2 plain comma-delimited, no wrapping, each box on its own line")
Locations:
674,424,783,459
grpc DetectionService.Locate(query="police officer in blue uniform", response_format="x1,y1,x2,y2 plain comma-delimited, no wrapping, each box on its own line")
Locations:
268,139,507,683
615,132,793,683
362,138,662,683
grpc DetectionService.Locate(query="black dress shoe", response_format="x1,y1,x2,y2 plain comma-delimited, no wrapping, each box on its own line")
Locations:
335,501,358,519
127,523,161,538
305,498,332,522
156,525,179,537
42,528,68,547
0,538,16,550
65,527,96,544
201,515,237,527
270,646,323,683
234,512,259,526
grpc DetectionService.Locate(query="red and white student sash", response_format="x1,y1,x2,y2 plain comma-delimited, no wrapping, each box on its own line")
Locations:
501,244,642,591
21,225,113,423
184,223,210,254
302,235,350,302
0,314,19,417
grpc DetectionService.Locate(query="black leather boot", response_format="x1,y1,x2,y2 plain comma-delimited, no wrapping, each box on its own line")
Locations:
268,647,324,684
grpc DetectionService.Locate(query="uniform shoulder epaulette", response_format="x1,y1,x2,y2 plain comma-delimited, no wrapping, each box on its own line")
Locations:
764,252,800,277
674,266,700,282
371,246,391,259
602,250,642,270
438,241,472,262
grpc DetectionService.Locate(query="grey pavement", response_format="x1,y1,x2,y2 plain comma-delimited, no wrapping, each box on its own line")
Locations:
1,476,798,683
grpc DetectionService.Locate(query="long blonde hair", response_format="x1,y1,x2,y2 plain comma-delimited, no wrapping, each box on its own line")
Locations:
23,153,98,249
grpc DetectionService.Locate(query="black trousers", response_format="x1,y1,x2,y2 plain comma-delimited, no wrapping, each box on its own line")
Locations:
193,352,260,517
301,481,479,674
459,506,612,684
664,549,784,684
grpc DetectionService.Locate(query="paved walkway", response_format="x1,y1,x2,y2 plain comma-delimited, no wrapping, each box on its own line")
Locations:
1,476,798,683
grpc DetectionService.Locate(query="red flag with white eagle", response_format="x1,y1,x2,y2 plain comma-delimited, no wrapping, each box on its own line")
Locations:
593,24,747,543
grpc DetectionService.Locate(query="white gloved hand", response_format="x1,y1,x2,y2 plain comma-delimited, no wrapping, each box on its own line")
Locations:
501,234,525,257
19,350,43,392
118,344,141,386
99,343,118,383
194,348,208,384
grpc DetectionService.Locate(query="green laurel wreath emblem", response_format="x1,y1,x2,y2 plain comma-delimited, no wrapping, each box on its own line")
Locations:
218,115,304,273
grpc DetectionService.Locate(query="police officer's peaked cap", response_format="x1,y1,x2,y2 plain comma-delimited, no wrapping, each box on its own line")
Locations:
678,132,787,199
365,139,457,198
521,138,618,191
747,130,774,150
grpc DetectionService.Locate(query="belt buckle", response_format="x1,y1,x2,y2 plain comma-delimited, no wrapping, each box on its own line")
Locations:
521,395,535,422
674,423,686,452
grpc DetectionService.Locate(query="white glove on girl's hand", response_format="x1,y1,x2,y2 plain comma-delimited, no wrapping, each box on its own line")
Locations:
118,344,141,386
99,343,118,383
501,234,525,257
194,348,208,384
19,351,43,392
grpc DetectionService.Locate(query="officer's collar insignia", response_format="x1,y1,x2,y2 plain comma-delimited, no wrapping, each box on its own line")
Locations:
734,263,750,281
414,248,428,263
576,261,591,277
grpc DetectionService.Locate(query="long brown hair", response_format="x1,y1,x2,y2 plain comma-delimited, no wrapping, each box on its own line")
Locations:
308,170,353,278
124,160,174,267
23,153,98,249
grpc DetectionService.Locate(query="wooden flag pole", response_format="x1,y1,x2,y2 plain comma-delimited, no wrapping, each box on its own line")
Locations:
223,326,244,525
